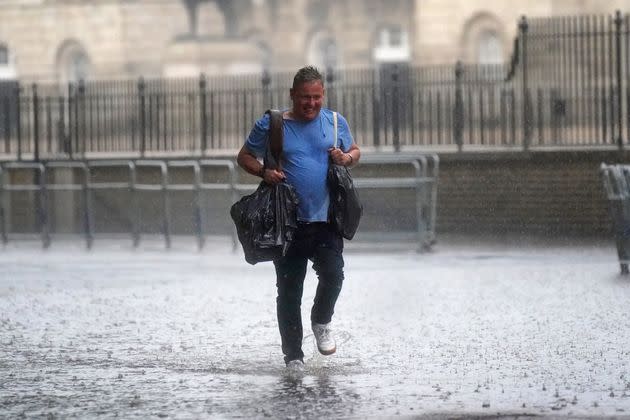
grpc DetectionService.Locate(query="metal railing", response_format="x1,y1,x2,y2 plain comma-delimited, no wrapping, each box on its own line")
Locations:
3,10,630,159
0,155,438,251
356,154,439,250
600,163,630,274
46,161,93,248
0,159,238,249
87,160,138,247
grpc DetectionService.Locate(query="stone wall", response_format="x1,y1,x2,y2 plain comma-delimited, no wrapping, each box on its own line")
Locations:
436,150,618,237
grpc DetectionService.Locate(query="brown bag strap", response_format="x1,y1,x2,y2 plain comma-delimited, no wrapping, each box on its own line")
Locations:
264,109,283,170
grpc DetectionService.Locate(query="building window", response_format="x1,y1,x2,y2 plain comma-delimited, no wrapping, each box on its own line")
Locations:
461,13,506,65
308,32,339,70
0,43,17,79
56,41,91,84
68,51,89,82
383,26,403,47
477,30,503,64
0,44,8,65
373,25,410,63
318,38,338,69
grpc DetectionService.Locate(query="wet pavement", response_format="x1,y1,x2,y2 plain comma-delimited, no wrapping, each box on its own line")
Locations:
2,236,630,419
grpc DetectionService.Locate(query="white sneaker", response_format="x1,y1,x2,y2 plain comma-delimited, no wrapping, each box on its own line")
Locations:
312,322,336,355
286,359,305,373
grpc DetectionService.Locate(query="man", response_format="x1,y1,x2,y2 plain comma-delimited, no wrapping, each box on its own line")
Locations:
236,66,360,371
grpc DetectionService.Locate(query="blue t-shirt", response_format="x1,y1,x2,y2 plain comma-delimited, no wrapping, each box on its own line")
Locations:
244,108,354,222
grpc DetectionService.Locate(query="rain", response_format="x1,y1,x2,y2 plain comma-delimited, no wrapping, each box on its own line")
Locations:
3,0,630,418
2,236,630,418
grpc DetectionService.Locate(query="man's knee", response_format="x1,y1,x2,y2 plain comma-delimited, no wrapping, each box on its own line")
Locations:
276,285,303,305
313,248,345,286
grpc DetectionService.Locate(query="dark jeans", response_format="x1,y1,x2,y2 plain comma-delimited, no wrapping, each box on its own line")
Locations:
274,222,344,363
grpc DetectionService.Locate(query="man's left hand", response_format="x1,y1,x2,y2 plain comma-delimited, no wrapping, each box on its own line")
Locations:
329,148,352,166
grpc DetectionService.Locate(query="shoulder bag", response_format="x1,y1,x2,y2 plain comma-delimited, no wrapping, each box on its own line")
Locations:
230,110,298,264
327,111,363,240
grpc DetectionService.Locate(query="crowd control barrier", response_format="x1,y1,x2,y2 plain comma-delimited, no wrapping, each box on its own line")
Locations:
0,155,439,251
0,162,50,248
357,154,439,250
0,165,5,245
87,160,138,246
601,163,630,274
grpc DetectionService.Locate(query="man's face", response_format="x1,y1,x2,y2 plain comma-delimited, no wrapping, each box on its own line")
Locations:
290,80,324,121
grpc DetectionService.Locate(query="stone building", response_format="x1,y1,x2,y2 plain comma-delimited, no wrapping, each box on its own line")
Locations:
0,0,629,83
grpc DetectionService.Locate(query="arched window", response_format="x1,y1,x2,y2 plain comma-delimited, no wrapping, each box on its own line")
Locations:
68,52,89,81
461,13,506,64
477,30,503,64
56,40,91,85
307,32,339,70
373,25,410,63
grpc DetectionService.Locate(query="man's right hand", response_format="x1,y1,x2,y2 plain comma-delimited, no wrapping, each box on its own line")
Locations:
262,168,286,185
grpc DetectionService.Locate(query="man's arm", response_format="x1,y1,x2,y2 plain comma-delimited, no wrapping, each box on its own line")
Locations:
236,145,285,184
345,143,360,167
329,143,360,167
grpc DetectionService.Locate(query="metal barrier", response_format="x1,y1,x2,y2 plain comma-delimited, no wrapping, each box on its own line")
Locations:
601,164,630,200
0,165,5,245
166,160,203,250
46,161,93,249
199,159,239,252
234,154,439,252
601,163,630,274
0,155,439,251
87,160,137,246
355,154,439,251
0,162,49,248
134,160,170,248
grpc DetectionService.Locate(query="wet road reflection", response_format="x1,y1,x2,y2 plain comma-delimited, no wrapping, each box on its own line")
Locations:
2,240,630,418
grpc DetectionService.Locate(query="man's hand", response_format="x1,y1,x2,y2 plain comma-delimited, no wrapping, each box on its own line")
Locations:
328,147,352,166
262,168,286,185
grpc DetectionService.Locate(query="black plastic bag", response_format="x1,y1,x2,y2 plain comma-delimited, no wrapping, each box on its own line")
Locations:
230,181,298,265
327,164,363,240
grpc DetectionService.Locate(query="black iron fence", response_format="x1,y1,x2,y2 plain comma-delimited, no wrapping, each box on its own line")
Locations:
2,11,630,161
0,65,519,159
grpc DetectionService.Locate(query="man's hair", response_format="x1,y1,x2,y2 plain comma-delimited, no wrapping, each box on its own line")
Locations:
292,66,324,89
